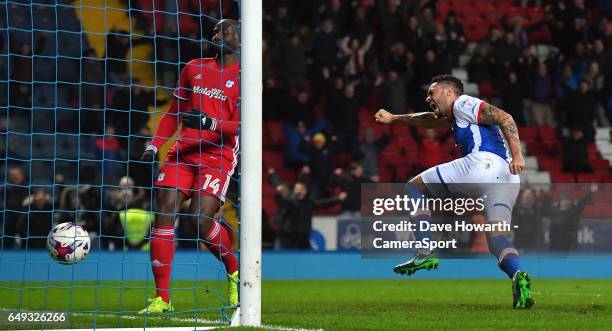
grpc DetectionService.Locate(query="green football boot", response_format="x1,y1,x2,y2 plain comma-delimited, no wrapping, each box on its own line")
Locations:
393,250,439,276
512,271,535,309
228,271,239,306
138,296,174,314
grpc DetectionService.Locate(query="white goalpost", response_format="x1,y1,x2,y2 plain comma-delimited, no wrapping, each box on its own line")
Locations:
237,0,263,327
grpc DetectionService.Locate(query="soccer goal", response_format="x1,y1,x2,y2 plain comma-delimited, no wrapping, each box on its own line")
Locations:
0,0,261,329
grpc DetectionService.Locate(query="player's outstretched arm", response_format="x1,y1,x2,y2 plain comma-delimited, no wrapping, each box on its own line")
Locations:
478,102,525,175
374,109,449,129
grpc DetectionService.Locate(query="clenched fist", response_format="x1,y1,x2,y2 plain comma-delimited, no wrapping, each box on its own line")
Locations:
374,109,395,124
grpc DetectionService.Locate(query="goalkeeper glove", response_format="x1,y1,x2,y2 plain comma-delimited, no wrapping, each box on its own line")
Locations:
182,110,218,131
140,145,157,163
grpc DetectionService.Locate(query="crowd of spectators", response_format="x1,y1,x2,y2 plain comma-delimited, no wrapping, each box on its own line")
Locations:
263,0,611,171
260,0,612,249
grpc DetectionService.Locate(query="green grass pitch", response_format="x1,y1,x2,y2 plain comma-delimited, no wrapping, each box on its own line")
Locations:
1,279,611,330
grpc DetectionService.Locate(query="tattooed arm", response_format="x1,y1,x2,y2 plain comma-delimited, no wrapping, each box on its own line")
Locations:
374,109,450,129
478,102,525,175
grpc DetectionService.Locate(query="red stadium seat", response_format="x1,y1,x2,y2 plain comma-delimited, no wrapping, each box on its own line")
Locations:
317,204,342,215
464,26,488,42
478,82,499,97
526,141,546,155
496,0,519,7
592,187,611,203
527,6,545,21
463,16,488,27
437,2,451,17
538,127,556,141
263,183,277,197
600,173,612,183
263,150,285,170
537,156,562,171
391,125,410,137
506,6,528,17
549,171,575,183
591,159,610,171
576,173,599,183
263,197,277,219
520,127,539,141
587,143,599,155
277,168,296,183
378,167,393,181
528,27,552,44
582,202,612,218
480,5,497,17
335,152,353,168
265,121,286,147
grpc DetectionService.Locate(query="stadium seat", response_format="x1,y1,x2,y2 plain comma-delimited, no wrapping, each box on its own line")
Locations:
263,150,285,170
537,156,562,171
451,68,469,82
263,197,277,220
576,173,603,183
437,2,451,17
525,141,543,155
524,156,538,170
265,121,286,147
590,159,610,171
588,143,599,155
596,141,612,157
317,204,342,215
520,127,539,141
591,187,611,203
464,26,488,42
595,128,610,141
525,171,551,185
478,82,499,97
582,202,612,218
463,82,479,95
538,127,556,141
549,171,576,183
263,183,276,198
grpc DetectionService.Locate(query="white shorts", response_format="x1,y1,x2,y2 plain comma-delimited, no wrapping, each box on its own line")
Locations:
420,151,520,224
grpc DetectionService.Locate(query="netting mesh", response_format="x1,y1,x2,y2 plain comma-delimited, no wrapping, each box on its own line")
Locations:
0,0,240,328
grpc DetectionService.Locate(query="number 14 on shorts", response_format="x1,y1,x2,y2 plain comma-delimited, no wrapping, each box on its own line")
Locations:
203,174,220,194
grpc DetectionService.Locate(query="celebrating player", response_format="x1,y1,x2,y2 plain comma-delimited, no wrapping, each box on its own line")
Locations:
375,74,534,309
138,19,240,313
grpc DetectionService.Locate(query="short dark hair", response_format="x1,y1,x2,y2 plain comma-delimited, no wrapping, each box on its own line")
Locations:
431,74,464,95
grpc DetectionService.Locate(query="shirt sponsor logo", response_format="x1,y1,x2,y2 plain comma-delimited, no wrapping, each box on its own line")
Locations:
193,86,228,101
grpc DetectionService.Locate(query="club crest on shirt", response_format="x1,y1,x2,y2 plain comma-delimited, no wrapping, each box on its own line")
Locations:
225,80,234,88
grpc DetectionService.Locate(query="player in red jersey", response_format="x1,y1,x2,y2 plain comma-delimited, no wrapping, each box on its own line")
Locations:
138,19,240,313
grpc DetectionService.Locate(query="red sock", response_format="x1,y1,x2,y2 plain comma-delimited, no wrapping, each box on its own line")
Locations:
150,225,175,303
203,221,238,274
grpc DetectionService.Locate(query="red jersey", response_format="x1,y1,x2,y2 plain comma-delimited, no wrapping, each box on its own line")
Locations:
152,58,240,162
